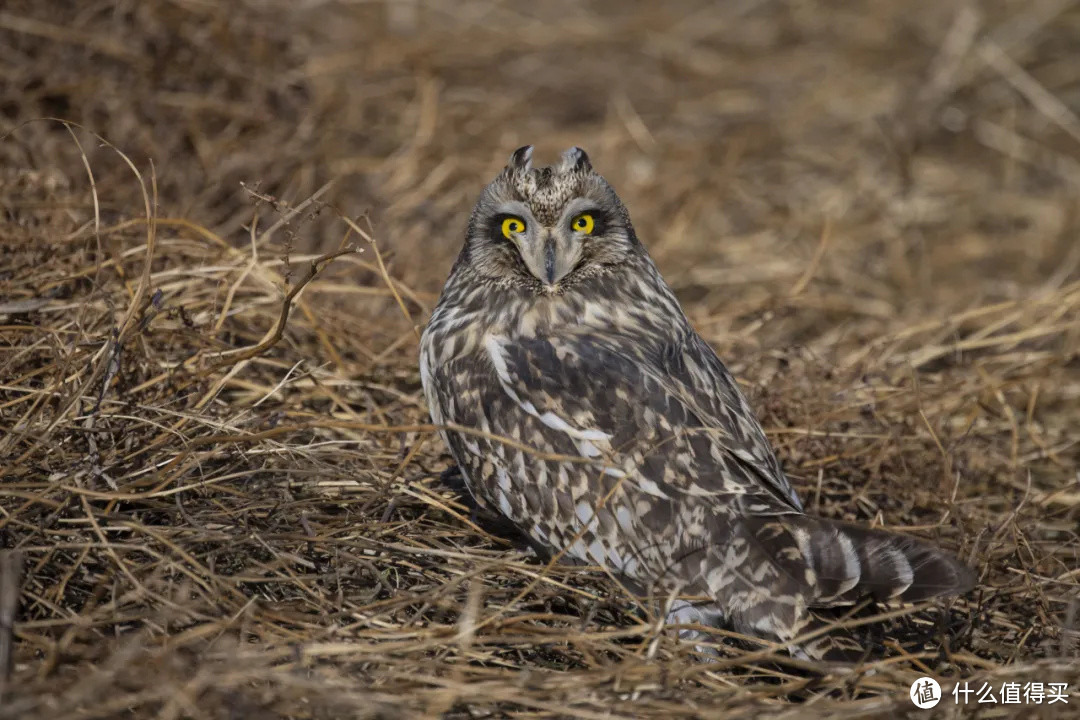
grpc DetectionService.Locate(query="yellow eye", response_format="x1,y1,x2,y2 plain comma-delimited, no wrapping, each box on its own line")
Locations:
571,213,595,234
501,217,525,239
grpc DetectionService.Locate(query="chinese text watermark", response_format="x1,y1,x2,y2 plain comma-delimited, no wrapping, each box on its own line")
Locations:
910,678,1070,708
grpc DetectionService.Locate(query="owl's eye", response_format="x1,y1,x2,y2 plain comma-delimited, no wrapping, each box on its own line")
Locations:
571,213,595,234
501,217,526,239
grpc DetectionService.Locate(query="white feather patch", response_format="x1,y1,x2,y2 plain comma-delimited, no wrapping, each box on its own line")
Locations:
791,526,814,567
419,357,433,393
497,491,513,518
587,540,607,565
834,532,862,597
883,547,914,597
577,441,602,458
575,501,596,525
496,467,512,494
635,477,669,498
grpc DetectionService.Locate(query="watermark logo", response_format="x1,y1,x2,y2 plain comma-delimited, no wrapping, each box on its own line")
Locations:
911,677,942,709
910,678,1071,708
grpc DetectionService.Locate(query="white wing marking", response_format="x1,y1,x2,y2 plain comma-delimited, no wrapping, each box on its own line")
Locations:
636,477,669,498
497,490,513,518
575,501,595,525
496,467,512,494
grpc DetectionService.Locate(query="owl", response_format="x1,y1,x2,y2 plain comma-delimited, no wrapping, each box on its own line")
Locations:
419,146,976,660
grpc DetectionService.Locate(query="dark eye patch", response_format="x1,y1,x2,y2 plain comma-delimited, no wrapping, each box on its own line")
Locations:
490,213,519,241
582,209,609,236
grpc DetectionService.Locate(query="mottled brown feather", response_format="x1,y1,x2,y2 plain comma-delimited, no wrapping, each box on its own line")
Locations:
420,147,976,660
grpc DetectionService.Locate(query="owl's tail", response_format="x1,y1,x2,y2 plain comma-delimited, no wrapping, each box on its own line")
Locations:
790,516,977,608
686,515,975,663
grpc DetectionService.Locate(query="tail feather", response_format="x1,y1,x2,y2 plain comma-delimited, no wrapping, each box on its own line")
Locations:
665,514,975,663
791,517,976,607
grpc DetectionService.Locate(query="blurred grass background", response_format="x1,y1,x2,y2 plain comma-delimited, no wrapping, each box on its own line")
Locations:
1,1,1079,718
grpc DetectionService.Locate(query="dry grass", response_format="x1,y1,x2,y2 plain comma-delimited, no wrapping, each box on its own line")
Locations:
1,1,1079,718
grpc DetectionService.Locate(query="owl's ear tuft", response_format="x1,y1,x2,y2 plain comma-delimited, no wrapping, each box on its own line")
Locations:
559,146,591,174
507,145,534,172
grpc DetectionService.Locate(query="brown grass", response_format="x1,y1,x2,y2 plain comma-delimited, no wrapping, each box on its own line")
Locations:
1,1,1079,718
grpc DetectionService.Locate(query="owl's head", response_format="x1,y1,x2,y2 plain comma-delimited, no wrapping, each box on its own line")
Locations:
462,146,641,292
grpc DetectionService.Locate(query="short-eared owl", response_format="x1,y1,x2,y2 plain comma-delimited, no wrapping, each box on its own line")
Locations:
419,146,975,659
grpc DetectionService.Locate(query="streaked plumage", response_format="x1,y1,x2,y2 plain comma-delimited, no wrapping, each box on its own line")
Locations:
419,146,976,660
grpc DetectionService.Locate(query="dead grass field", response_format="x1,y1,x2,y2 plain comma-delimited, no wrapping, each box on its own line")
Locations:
1,1,1079,718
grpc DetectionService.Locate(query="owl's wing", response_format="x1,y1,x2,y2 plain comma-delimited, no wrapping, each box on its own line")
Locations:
435,330,801,519
499,328,802,511
649,329,803,510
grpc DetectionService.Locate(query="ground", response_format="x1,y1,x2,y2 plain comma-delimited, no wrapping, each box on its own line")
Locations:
0,1,1078,718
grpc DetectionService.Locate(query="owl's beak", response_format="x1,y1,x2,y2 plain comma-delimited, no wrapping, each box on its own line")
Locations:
516,231,579,288
543,240,557,284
